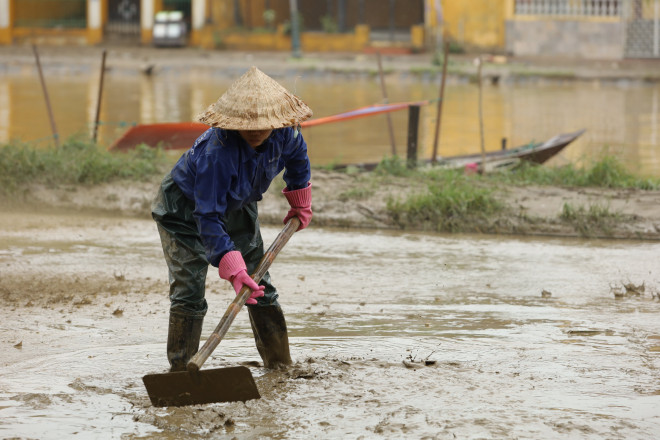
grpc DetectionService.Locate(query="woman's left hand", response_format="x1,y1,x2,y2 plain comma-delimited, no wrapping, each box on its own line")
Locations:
282,183,312,231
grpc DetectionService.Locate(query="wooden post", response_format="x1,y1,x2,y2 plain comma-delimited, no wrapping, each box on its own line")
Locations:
32,45,59,148
233,0,243,26
431,40,449,164
407,105,420,169
93,49,107,144
477,57,486,173
289,0,302,58
338,0,346,32
376,51,397,156
388,0,395,43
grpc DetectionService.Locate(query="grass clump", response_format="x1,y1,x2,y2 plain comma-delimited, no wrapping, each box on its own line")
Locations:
0,138,168,195
374,155,415,177
386,167,504,232
559,202,624,237
493,155,659,190
338,186,375,202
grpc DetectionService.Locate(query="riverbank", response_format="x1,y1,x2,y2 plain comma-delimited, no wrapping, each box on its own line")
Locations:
7,167,659,241
2,43,660,83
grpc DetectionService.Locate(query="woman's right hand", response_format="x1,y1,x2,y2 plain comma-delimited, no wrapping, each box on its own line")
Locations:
230,270,265,305
218,250,265,305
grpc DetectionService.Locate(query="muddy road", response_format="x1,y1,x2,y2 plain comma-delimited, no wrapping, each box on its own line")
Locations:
1,208,659,439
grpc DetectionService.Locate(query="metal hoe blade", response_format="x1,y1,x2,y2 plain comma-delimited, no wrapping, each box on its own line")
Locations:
142,366,261,407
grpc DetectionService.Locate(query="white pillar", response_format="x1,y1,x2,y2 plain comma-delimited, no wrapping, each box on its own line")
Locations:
192,0,205,31
0,0,9,29
87,0,103,44
88,0,101,29
0,0,10,45
141,0,154,43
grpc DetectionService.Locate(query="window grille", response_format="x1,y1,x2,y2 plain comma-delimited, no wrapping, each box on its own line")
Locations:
515,0,622,16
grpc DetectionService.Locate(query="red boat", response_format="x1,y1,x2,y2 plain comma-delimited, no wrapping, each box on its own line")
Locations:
109,101,430,152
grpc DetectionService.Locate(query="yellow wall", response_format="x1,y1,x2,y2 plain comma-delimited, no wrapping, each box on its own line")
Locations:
208,0,289,31
440,0,508,50
204,23,370,52
209,0,237,30
13,0,86,27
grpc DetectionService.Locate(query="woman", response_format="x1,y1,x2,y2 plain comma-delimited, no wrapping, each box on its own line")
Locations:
152,67,313,371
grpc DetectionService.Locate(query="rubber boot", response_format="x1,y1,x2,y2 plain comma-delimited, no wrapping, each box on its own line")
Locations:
166,313,204,372
247,305,292,369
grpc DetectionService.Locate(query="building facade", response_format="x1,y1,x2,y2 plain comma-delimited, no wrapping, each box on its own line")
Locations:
1,0,658,59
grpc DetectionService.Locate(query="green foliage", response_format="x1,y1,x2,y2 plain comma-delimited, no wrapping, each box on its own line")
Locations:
320,14,338,33
263,9,276,30
560,202,622,237
448,40,465,54
492,155,659,190
338,186,374,202
431,50,445,67
386,169,503,232
0,138,168,195
374,155,414,177
281,12,304,35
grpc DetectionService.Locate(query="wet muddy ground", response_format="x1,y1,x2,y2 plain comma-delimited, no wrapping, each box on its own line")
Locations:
1,208,659,439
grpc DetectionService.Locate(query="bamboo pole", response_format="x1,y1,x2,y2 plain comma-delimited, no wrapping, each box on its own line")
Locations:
92,49,107,144
376,51,397,156
431,40,449,164
188,218,300,373
32,45,59,148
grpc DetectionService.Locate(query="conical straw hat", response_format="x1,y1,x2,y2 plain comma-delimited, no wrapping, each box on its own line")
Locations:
196,66,312,130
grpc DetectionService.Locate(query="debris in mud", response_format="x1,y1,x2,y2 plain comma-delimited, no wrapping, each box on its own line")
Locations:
402,351,438,369
133,405,230,436
623,282,645,295
567,330,603,336
611,281,651,299
73,296,92,306
13,340,22,349
288,366,319,380
611,285,626,299
241,360,261,367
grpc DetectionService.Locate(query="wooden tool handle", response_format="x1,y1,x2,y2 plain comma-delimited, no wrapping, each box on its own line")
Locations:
187,217,301,372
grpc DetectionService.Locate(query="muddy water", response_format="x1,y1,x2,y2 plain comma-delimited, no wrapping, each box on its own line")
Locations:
1,70,659,177
1,209,659,439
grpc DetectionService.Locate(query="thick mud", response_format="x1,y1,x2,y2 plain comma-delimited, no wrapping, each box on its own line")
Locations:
1,208,659,439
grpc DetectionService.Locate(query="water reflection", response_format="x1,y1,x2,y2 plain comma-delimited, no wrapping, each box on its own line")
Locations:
1,71,659,176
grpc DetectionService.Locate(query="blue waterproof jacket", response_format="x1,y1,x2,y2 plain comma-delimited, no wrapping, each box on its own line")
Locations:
171,127,310,267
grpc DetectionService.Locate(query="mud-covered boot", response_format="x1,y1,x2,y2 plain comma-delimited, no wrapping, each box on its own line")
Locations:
166,313,204,372
247,305,293,369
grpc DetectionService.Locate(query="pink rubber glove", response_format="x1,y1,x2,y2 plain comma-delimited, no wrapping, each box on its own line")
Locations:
218,250,265,305
282,182,312,231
